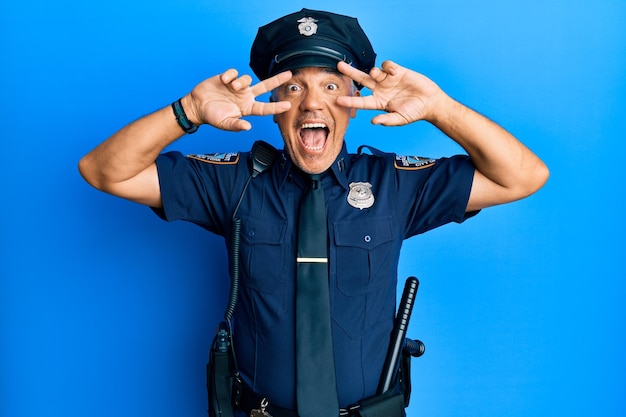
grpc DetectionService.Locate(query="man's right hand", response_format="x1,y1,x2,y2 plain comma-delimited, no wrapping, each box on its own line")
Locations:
79,69,294,208
184,69,293,132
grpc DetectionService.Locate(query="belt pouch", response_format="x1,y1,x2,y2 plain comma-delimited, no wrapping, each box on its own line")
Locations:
208,343,235,417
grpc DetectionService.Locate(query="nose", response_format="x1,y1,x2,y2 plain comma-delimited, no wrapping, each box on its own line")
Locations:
299,87,324,112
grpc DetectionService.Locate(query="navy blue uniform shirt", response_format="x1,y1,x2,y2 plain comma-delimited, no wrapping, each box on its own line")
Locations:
154,143,477,409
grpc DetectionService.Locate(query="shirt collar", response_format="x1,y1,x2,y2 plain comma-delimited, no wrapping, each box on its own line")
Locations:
329,143,350,190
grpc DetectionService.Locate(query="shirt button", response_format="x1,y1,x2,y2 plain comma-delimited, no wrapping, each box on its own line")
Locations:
364,235,371,243
248,230,255,238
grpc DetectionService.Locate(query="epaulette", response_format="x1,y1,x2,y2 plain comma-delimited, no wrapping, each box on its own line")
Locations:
187,152,240,164
358,145,436,170
357,144,390,157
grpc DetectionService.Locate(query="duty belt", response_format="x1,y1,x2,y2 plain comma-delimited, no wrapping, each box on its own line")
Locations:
232,378,404,417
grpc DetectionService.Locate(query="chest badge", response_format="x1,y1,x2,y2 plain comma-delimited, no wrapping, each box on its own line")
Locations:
347,182,375,210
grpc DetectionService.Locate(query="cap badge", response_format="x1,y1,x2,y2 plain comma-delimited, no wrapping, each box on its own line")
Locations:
297,17,318,36
347,182,375,210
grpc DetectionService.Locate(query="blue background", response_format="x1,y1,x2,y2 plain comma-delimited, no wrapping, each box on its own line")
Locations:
2,1,625,416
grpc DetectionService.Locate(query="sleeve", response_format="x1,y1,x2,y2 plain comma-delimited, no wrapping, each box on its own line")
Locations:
150,151,246,236
399,154,478,238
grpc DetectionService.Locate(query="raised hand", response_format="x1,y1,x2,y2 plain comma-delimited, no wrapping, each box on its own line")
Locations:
186,69,293,132
336,60,442,126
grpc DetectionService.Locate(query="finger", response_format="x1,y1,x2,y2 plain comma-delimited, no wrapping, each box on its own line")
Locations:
336,94,379,110
222,117,252,132
231,74,253,91
380,60,399,76
249,100,292,116
220,69,239,85
250,70,293,96
337,61,375,90
371,112,410,126
369,60,401,84
369,67,388,83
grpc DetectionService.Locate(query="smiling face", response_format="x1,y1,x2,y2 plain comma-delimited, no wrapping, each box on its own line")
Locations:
273,67,358,174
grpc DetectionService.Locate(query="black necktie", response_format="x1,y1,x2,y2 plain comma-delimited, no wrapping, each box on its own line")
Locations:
296,175,339,417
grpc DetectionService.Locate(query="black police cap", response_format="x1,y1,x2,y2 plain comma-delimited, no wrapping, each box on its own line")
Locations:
250,9,376,89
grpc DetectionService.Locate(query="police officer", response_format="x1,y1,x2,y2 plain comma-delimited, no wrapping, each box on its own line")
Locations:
79,8,549,417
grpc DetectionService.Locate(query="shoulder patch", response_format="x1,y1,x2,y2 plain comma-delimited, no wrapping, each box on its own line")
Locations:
187,152,240,164
394,155,436,170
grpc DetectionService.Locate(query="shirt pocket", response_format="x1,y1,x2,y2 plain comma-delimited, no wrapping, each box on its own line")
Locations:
239,215,287,294
333,217,395,296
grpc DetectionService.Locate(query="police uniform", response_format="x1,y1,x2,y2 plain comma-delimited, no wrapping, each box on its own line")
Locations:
153,143,476,409
155,7,479,416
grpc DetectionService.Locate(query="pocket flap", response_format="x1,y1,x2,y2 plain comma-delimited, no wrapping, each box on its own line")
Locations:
334,217,393,250
241,216,285,245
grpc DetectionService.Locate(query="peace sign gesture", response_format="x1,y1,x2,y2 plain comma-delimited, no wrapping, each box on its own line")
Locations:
336,60,442,126
186,69,293,132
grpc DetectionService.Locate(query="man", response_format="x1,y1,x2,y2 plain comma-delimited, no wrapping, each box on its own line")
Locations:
79,8,548,417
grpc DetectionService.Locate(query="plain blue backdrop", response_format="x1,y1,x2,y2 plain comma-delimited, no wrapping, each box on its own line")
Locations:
2,1,625,416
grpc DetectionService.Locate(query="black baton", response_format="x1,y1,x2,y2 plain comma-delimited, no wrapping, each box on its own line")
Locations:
377,276,419,394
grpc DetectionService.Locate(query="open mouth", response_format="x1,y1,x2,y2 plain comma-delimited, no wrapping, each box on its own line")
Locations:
299,122,329,152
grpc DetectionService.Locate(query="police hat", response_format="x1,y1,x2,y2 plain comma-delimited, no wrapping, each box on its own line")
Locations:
250,9,376,89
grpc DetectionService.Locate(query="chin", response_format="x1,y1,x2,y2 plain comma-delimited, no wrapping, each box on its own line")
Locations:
284,134,342,174
297,159,329,175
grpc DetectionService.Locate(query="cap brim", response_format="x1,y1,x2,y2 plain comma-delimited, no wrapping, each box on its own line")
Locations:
271,54,341,75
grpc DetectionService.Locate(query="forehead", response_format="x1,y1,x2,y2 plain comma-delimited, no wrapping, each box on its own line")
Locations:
290,66,347,81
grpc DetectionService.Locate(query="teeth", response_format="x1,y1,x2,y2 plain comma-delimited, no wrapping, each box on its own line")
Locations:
301,123,327,129
304,144,324,151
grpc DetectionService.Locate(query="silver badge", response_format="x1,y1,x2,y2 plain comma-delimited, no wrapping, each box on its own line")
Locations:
347,182,375,210
297,17,318,36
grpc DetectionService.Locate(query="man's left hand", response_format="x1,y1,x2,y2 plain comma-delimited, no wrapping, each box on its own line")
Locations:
336,60,441,126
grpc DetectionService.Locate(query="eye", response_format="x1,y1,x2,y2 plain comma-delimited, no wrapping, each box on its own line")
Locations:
286,84,301,92
326,83,338,91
